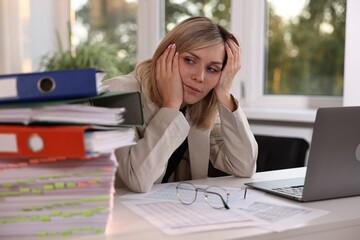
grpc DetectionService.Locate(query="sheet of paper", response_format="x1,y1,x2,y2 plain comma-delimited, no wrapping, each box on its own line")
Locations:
235,200,329,232
121,200,263,235
120,183,329,235
0,104,125,125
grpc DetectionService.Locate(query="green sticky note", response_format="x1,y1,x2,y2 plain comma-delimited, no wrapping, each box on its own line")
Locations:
39,215,51,222
82,211,93,217
31,188,42,194
54,182,65,189
95,228,105,233
61,231,72,236
19,188,30,193
66,182,76,188
36,232,48,237
15,216,26,221
70,227,80,232
62,213,72,217
0,192,18,197
43,184,54,190
50,210,62,216
3,183,14,188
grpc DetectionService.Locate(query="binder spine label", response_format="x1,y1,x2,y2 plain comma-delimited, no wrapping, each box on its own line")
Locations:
0,77,17,98
0,133,18,152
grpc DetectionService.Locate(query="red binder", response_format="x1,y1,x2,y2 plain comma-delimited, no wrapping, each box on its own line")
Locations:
0,125,90,158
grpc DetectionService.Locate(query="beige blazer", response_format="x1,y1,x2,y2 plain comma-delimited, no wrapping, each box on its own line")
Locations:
104,74,258,192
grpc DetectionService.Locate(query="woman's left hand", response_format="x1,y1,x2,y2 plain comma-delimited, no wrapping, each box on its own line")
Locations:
214,39,241,111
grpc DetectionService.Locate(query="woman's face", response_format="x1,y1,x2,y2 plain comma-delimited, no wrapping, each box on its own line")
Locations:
178,43,225,105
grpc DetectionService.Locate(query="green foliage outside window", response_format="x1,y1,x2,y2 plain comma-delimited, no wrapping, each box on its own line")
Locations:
266,0,346,96
164,0,231,32
75,0,137,75
39,34,124,79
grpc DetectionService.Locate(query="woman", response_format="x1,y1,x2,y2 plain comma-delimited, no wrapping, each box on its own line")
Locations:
105,16,258,193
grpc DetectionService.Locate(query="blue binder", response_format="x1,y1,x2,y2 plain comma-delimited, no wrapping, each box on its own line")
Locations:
0,68,106,104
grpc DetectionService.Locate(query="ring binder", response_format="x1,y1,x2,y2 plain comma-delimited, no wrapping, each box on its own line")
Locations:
37,77,56,93
0,68,107,104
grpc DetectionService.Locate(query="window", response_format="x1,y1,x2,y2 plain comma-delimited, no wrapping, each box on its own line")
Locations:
265,0,346,97
72,0,138,75
2,0,356,112
232,0,344,110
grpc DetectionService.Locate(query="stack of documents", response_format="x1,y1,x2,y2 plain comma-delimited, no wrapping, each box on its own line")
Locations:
0,104,126,126
0,154,118,237
0,68,144,237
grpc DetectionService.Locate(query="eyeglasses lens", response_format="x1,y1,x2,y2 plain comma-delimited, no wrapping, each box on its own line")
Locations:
177,183,197,204
205,186,228,209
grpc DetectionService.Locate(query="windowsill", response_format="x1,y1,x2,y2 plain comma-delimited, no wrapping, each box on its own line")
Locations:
242,107,317,123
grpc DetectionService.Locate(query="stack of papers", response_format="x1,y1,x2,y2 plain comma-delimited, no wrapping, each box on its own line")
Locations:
0,104,126,126
0,154,117,237
0,69,143,237
85,127,136,153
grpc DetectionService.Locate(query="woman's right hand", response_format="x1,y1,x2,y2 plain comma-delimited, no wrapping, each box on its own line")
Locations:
155,44,183,109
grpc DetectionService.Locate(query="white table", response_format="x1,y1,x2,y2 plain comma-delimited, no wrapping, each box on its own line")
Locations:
8,167,360,240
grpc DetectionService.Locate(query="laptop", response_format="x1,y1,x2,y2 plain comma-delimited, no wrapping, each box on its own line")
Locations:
244,106,360,202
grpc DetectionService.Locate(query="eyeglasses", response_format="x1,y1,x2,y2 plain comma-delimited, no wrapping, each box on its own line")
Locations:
176,182,230,209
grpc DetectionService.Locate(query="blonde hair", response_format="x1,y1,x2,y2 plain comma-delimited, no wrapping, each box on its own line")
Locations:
135,16,239,129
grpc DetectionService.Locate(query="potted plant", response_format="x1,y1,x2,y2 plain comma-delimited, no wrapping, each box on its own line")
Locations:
39,29,123,79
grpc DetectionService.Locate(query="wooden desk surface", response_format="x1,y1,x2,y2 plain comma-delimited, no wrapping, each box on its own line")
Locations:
7,168,360,240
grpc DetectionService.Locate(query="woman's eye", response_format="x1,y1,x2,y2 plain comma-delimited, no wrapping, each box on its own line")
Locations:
208,67,220,73
184,57,195,64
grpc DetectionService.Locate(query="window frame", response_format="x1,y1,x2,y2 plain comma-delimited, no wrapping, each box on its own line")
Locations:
231,0,343,111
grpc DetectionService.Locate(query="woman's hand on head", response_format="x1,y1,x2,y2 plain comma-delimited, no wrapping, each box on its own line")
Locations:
156,44,183,109
214,39,241,111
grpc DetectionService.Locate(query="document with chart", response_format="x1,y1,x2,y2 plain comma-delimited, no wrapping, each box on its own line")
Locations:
119,183,329,235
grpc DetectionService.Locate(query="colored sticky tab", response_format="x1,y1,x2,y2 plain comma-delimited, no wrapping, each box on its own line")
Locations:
54,182,65,189
31,188,42,194
39,215,51,222
19,188,30,193
95,228,105,233
36,232,48,237
50,210,62,216
43,184,54,190
81,211,93,217
61,231,72,236
66,182,76,188
70,227,80,232
3,182,14,188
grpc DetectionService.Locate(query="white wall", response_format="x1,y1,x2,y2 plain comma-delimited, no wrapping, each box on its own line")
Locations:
0,0,69,74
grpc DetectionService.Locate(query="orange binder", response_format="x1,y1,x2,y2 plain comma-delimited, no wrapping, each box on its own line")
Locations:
0,125,89,158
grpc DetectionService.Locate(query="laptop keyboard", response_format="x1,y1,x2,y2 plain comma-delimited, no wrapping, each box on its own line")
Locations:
272,185,304,198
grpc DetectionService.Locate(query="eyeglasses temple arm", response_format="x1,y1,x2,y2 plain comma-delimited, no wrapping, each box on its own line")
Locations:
206,190,230,210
